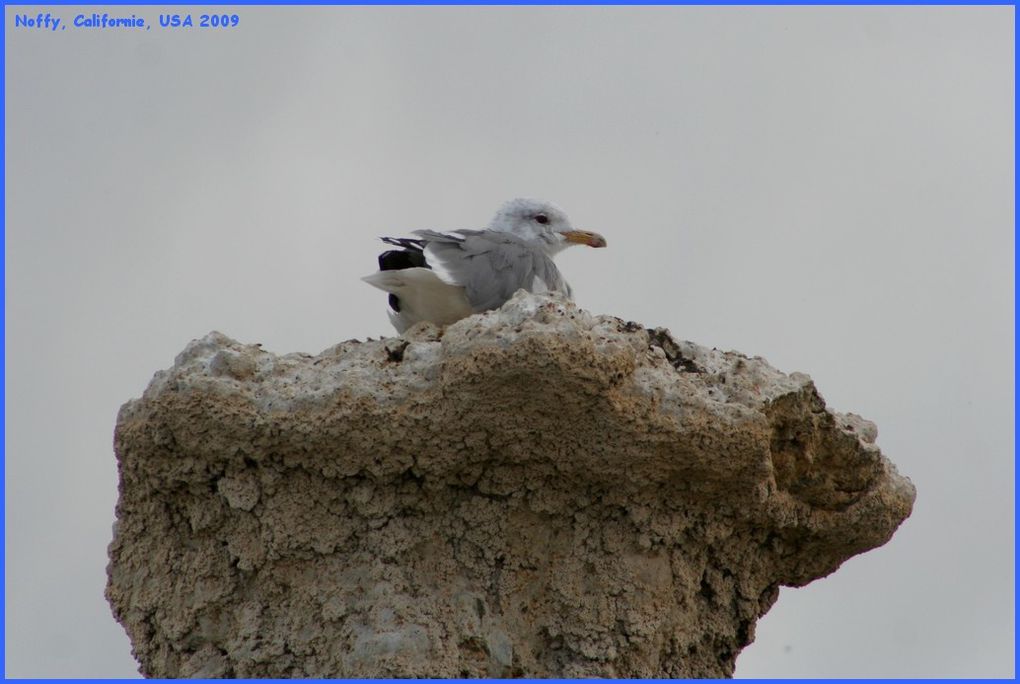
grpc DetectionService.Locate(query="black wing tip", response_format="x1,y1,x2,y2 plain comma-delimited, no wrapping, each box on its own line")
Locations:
378,248,429,272
374,237,429,313
381,236,426,250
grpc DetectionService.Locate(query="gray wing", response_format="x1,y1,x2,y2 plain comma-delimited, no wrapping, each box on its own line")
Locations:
413,229,570,312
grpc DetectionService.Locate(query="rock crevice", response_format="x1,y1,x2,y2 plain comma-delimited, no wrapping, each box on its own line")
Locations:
107,292,914,678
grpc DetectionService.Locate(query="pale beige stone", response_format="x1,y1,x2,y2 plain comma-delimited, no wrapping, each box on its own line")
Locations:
106,291,914,678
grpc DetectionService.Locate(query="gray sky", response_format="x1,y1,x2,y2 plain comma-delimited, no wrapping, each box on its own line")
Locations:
4,5,1013,677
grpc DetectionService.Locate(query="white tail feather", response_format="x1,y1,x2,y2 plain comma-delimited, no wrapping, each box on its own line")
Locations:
362,268,473,333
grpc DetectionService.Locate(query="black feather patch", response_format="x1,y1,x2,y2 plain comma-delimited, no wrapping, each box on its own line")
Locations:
376,238,431,314
379,248,427,271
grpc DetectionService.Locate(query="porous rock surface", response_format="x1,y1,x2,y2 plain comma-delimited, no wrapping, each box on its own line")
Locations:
106,291,915,678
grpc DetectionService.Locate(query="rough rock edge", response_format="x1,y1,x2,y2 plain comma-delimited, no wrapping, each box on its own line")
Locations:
107,291,915,678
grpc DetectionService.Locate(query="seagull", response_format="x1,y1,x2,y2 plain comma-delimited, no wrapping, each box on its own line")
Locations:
362,198,607,333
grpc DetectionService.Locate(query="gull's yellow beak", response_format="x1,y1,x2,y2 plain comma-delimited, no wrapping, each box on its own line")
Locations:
560,230,607,248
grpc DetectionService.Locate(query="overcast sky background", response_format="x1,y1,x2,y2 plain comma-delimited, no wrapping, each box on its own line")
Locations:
4,5,1014,678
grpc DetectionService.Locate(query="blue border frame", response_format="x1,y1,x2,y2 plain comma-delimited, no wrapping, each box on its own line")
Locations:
1,1,1016,681
1,1,1017,5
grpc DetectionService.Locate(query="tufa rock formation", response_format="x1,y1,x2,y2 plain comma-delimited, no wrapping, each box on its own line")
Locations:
106,292,915,678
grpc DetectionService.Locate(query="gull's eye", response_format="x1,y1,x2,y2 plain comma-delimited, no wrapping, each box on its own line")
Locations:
534,214,550,225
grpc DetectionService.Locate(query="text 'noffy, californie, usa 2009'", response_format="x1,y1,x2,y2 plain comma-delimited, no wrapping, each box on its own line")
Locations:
12,12,240,32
